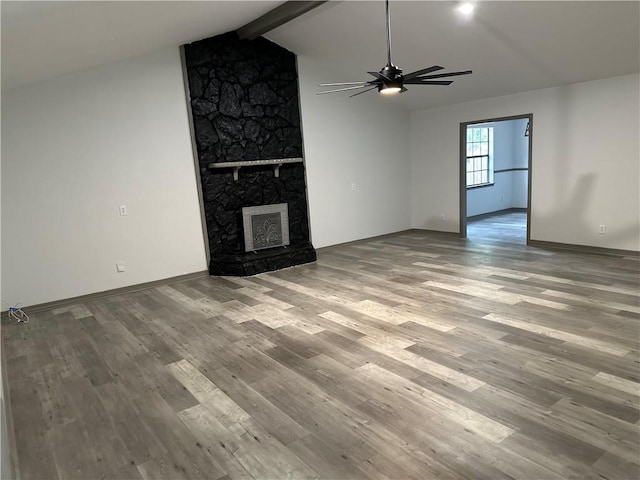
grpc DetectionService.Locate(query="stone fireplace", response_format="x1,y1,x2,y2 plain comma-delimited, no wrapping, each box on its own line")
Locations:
183,32,316,276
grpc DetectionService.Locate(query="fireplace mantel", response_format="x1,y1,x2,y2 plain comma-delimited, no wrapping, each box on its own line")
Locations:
209,157,304,180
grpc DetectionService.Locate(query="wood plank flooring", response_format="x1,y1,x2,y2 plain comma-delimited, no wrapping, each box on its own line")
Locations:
2,229,639,480
468,210,527,244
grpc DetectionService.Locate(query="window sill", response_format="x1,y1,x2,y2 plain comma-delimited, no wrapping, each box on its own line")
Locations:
466,182,494,190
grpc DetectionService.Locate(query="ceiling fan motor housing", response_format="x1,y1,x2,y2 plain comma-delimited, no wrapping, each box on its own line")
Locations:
380,64,403,79
378,64,403,91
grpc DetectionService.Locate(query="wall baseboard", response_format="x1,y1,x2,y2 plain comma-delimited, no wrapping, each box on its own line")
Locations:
528,239,640,257
5,236,636,320
468,207,527,221
408,229,460,238
316,229,415,251
317,229,463,252
1,270,209,318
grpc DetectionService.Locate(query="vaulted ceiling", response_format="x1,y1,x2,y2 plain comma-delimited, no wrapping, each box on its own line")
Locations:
1,1,284,91
2,1,639,111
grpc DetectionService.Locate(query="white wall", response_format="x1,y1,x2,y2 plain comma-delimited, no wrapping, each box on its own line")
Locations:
1,48,208,307
6,46,634,309
1,49,414,307
297,57,412,248
411,74,640,251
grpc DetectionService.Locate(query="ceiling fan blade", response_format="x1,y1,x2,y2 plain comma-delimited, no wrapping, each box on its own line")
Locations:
404,79,453,85
403,65,444,80
416,70,473,80
317,85,373,95
368,71,391,82
400,86,408,93
350,86,378,97
319,81,371,87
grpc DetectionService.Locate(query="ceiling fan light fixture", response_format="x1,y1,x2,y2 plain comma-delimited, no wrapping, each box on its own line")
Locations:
379,84,402,95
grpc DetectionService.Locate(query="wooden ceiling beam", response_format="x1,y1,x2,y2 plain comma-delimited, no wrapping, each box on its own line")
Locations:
237,1,329,40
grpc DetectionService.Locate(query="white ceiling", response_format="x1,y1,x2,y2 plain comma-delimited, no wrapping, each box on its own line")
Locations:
2,1,639,111
0,1,285,91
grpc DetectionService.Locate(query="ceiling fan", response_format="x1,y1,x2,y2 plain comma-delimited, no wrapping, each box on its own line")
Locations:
318,0,472,97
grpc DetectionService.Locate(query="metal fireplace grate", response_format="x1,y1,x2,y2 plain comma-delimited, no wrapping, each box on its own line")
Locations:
242,203,290,252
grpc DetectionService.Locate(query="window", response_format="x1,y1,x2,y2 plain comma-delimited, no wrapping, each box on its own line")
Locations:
466,125,493,188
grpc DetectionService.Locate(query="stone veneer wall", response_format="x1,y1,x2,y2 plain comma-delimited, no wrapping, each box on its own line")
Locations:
183,32,316,276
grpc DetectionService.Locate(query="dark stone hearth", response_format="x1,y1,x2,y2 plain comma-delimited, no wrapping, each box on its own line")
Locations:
209,244,316,277
184,32,315,276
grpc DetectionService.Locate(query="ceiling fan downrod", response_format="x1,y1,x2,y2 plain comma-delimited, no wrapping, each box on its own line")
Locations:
379,0,403,93
385,0,393,68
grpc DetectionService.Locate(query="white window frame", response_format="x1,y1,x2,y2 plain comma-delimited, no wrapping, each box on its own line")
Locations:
465,124,494,188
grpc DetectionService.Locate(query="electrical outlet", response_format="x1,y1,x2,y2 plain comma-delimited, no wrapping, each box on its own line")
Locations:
599,225,606,234
119,205,128,216
116,262,125,272
351,183,357,191
440,213,446,221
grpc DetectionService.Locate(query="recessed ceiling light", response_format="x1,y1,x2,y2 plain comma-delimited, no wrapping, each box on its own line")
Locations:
458,3,475,15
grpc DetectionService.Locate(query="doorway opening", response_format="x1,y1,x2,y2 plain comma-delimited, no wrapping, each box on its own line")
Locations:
459,114,533,245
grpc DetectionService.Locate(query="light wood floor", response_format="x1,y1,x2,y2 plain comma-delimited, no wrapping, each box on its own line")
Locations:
467,210,527,245
2,229,639,480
